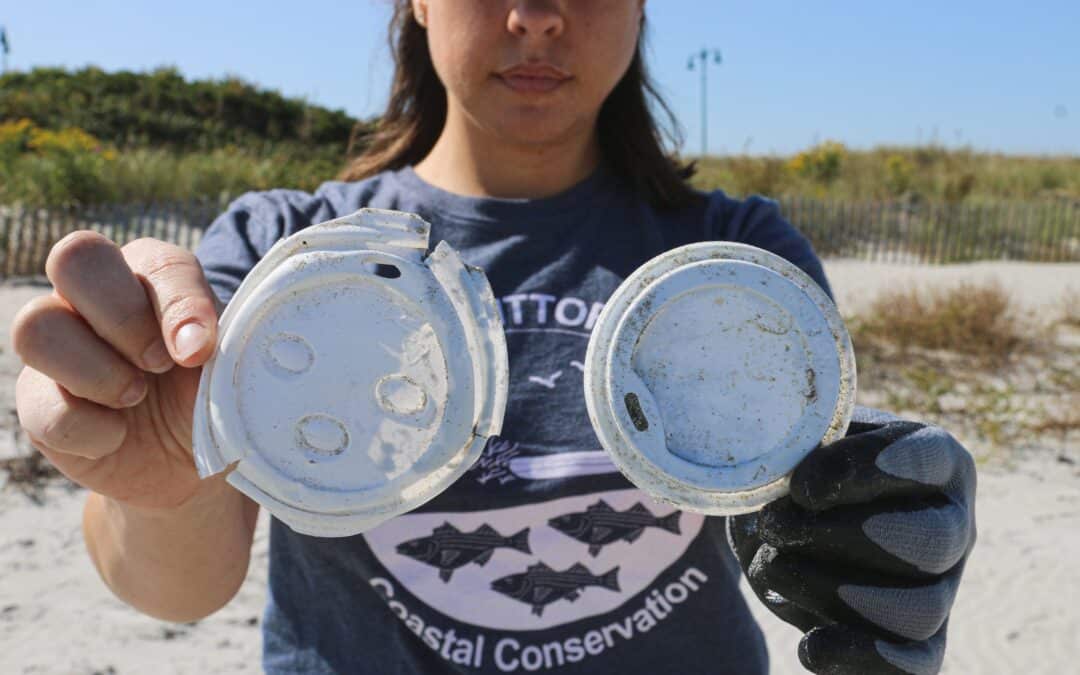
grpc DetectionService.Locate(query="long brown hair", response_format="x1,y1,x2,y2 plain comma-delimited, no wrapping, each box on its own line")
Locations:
338,2,700,211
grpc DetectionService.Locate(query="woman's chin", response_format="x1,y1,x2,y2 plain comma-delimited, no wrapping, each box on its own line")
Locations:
486,115,590,150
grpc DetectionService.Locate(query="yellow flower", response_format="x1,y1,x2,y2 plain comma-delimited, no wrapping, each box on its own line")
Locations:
28,126,103,154
790,141,847,183
0,118,35,148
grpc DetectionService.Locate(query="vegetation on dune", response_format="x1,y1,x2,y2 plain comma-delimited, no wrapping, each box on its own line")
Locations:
1,67,1078,209
690,142,1080,203
848,281,1025,365
0,118,346,205
1,65,360,154
0,66,372,206
847,282,1079,457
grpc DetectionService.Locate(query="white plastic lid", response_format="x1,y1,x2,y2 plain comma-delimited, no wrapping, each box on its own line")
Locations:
193,209,509,537
583,242,856,515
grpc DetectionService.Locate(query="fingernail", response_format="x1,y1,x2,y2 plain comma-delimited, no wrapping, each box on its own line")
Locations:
141,339,174,373
120,377,147,407
175,322,209,362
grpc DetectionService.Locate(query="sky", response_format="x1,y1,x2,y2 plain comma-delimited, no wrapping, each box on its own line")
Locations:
2,1,1078,156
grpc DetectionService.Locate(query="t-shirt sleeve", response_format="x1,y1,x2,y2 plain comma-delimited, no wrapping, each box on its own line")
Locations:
705,190,834,301
194,189,328,305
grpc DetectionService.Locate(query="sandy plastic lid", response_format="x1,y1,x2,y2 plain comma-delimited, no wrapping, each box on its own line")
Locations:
583,242,856,515
193,209,509,537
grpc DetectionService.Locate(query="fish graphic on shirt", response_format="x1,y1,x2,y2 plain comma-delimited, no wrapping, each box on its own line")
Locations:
396,522,531,582
491,562,621,616
548,500,682,556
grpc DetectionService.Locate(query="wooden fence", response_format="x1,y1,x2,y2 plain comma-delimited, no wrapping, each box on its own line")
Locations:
777,196,1080,263
1,196,1078,277
0,199,227,277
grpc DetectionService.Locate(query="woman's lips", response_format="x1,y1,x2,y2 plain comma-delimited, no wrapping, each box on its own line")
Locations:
498,74,568,93
496,63,572,94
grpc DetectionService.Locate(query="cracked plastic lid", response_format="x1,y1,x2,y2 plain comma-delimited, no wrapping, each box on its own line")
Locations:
583,242,856,515
193,209,509,537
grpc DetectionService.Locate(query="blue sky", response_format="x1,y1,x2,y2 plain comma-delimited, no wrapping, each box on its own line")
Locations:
3,1,1077,155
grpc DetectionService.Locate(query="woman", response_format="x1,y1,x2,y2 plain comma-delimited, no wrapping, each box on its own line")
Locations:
12,2,974,673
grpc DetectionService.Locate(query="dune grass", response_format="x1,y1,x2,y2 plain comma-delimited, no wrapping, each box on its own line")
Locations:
848,281,1027,365
846,280,1078,455
689,145,1080,202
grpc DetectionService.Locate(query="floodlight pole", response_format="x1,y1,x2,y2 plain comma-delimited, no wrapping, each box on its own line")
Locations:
0,25,8,75
687,48,723,158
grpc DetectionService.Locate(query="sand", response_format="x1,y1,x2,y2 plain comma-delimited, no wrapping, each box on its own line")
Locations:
2,262,1078,674
824,260,1080,315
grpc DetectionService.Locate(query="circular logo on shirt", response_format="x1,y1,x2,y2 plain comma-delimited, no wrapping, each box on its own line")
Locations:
364,488,705,630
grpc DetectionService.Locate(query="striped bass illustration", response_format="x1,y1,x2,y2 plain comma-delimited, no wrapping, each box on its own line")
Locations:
491,562,620,616
396,522,531,582
548,499,681,556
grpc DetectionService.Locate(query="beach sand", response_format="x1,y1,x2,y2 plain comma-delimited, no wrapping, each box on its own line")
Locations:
2,262,1078,674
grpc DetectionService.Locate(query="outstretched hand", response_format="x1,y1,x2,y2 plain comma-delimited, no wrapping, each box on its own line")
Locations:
729,406,977,675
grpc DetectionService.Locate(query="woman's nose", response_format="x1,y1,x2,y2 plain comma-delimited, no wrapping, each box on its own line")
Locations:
507,0,565,38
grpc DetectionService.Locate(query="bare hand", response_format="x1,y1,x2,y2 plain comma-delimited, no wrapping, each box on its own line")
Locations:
12,231,222,510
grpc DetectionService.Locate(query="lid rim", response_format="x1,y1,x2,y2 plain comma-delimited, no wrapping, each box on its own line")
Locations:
193,210,509,537
584,242,856,515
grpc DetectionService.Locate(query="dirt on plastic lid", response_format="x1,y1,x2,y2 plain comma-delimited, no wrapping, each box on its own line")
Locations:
192,209,509,537
583,242,856,515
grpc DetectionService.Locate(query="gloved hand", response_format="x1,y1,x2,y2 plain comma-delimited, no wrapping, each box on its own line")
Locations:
728,406,976,675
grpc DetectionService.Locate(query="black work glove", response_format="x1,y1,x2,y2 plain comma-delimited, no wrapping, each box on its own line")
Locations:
728,406,977,675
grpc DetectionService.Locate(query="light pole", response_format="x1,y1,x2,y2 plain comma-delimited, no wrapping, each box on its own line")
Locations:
687,48,722,158
0,26,9,76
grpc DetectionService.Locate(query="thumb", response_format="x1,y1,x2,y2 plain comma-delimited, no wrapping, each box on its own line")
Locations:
122,239,220,368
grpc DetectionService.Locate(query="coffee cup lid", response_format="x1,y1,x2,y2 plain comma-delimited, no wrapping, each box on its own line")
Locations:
583,242,855,514
193,209,509,537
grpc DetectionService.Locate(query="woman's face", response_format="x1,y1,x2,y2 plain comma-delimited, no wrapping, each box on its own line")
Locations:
413,0,645,150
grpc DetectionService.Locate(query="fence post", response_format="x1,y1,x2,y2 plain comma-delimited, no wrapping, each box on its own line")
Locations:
1020,202,1035,261
132,201,144,243
866,200,877,262
0,207,9,279
949,202,964,264
826,198,838,259
29,207,44,276
993,199,1010,260
22,208,31,277
839,199,853,259
1022,201,1032,261
960,202,974,263
884,200,896,263
829,199,842,258
8,206,19,276
50,204,62,261
0,208,7,279
97,203,109,243
930,203,942,264
119,202,132,247
806,196,821,257
180,198,192,251
845,200,855,260
1060,198,1079,262
1042,200,1060,262
873,200,885,262
862,200,873,262
825,199,837,258
63,204,76,253
166,199,177,246
948,202,959,264
959,202,972,263
1053,198,1074,262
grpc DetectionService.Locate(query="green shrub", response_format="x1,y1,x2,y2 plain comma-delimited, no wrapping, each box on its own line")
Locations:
787,141,847,185
884,154,913,197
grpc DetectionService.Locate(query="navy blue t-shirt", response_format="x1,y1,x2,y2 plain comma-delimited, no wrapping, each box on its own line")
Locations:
195,163,832,675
